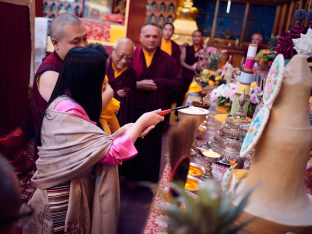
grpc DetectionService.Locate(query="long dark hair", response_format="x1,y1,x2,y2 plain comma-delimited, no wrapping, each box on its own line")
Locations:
37,47,106,144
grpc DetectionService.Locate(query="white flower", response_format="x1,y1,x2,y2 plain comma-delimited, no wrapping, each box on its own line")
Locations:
293,28,312,56
221,86,230,98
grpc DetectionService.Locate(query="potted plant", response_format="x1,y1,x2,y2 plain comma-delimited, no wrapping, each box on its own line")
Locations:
162,180,253,234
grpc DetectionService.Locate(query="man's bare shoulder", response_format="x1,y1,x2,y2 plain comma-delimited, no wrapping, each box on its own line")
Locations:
38,71,59,101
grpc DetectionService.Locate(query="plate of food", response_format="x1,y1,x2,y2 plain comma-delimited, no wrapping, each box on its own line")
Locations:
188,162,205,177
185,175,201,192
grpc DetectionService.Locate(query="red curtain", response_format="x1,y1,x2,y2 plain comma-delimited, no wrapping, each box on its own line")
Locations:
0,2,32,136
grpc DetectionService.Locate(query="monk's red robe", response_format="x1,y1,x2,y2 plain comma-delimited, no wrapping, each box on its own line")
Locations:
182,45,201,89
121,47,181,182
106,59,137,126
171,40,181,66
31,51,63,134
177,45,202,106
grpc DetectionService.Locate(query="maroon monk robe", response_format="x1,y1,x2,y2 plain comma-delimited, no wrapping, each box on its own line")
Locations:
106,59,137,126
120,47,181,182
182,44,201,89
31,51,63,135
171,40,181,66
177,45,201,106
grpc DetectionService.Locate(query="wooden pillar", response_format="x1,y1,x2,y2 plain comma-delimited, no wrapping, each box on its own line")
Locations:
272,4,281,36
286,1,295,31
211,0,220,38
126,0,146,45
278,3,288,35
240,1,250,43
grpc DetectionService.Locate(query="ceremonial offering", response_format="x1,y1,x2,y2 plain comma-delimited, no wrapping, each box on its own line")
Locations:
192,91,209,109
188,162,205,177
199,148,221,159
244,44,258,73
211,115,250,163
178,106,209,127
185,175,201,192
240,55,285,157
198,148,221,179
235,54,312,231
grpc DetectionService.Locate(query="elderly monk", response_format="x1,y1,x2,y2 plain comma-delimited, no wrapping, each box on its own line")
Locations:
107,38,137,127
122,24,180,183
178,30,203,106
31,13,114,135
160,22,181,65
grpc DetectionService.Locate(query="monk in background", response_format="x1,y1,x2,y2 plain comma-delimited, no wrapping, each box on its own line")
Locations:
178,30,203,106
122,24,180,183
160,22,181,65
107,38,137,127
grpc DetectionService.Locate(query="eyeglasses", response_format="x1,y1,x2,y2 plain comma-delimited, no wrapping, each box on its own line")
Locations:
115,52,132,62
0,203,34,227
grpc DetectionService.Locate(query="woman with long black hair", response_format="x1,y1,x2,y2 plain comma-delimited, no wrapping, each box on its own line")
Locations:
25,47,163,234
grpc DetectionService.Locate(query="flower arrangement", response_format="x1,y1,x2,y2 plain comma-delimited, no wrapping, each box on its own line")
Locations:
255,49,277,70
293,28,312,57
210,83,238,106
248,85,263,117
195,45,225,71
276,9,309,59
195,69,223,87
210,82,263,117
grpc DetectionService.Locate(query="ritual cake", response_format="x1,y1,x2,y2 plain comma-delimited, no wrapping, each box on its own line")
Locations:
211,116,250,162
211,93,251,163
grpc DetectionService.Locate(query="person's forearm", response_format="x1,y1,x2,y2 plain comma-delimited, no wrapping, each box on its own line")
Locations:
125,121,145,142
181,62,195,72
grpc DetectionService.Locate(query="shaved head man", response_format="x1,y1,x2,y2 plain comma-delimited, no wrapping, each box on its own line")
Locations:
31,14,89,135
50,13,88,60
112,38,134,71
121,24,181,183
140,24,161,54
106,38,137,126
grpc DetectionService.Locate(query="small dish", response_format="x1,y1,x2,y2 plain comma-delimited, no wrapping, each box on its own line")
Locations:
185,175,201,192
188,162,205,177
198,148,221,159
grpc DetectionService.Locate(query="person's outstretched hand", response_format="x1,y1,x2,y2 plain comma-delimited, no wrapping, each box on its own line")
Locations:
126,109,164,142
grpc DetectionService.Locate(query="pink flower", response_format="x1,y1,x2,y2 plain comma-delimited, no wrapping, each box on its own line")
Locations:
207,47,217,54
250,93,259,104
251,86,261,95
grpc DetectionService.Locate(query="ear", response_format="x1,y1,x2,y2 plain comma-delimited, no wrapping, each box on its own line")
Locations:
139,34,143,44
51,37,59,50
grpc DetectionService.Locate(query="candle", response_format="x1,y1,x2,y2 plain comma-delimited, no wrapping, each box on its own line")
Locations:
244,43,258,72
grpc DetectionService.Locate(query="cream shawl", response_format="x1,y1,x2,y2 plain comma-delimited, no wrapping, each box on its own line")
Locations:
24,96,120,234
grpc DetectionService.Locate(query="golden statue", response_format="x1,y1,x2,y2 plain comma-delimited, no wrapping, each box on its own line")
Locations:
173,0,199,45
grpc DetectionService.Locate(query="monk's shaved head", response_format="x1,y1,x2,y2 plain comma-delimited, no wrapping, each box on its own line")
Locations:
112,38,134,70
50,13,82,40
140,24,161,36
50,13,87,60
139,24,161,53
113,38,134,51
